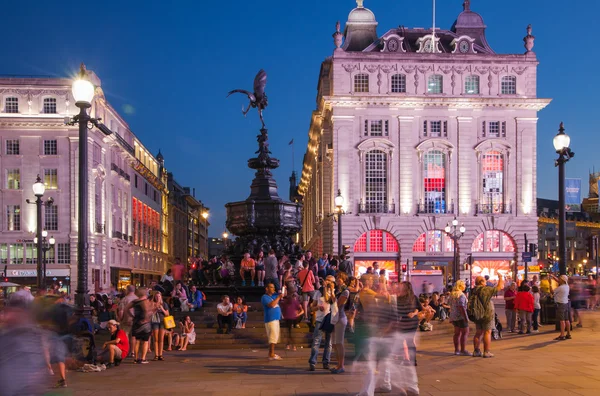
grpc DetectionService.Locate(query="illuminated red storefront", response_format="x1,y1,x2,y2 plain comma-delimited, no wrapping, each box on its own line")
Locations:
353,230,399,282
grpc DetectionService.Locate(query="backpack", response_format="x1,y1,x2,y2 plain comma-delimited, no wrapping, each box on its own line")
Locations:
467,288,492,323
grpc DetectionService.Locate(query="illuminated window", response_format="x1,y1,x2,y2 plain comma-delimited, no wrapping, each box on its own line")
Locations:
412,231,454,252
353,230,398,253
43,97,57,113
427,74,443,94
9,243,23,264
0,243,7,264
471,231,515,252
6,205,20,231
354,74,369,93
44,169,58,189
391,74,406,93
501,76,516,95
364,150,388,213
465,75,479,94
369,230,383,252
354,233,367,252
481,151,504,214
423,150,446,213
5,97,18,113
6,169,20,189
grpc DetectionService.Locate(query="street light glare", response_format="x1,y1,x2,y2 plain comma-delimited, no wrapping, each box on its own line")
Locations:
32,175,45,197
334,189,344,208
202,211,209,219
553,130,570,152
42,230,48,238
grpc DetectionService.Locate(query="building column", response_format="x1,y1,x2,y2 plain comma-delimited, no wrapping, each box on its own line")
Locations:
398,116,414,215
515,118,538,216
457,117,474,216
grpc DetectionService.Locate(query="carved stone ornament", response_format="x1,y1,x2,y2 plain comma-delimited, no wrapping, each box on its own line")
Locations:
342,64,359,73
381,35,406,53
333,21,343,49
524,24,535,53
512,66,529,76
364,64,379,73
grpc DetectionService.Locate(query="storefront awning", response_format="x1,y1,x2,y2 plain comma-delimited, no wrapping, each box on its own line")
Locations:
131,269,162,275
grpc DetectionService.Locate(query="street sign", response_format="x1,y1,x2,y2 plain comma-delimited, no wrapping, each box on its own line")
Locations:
522,252,532,263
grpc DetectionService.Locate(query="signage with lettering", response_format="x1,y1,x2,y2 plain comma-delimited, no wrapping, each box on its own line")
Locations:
9,269,70,277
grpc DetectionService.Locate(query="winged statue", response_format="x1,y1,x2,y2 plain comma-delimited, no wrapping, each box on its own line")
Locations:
227,69,269,128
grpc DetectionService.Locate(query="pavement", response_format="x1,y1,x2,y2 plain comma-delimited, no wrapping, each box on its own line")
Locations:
49,301,600,396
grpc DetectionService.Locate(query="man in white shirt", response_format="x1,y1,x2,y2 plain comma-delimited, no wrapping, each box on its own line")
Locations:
307,286,332,371
551,275,571,341
216,295,234,334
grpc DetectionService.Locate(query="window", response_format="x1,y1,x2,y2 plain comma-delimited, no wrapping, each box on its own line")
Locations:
45,205,58,231
145,183,148,195
0,243,7,264
353,230,398,253
364,120,389,137
501,76,517,95
364,150,388,213
427,74,443,94
423,121,448,138
9,243,23,264
471,230,515,253
93,143,102,167
480,151,504,214
43,97,57,113
57,243,70,264
44,169,58,189
6,205,20,231
6,139,19,155
482,121,506,138
5,97,18,113
465,75,479,94
354,73,369,93
25,243,37,264
134,175,138,188
391,74,406,93
412,230,454,253
44,140,57,155
423,150,446,213
6,169,20,189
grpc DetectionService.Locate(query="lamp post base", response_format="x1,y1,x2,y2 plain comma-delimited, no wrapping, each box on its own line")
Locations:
73,293,92,321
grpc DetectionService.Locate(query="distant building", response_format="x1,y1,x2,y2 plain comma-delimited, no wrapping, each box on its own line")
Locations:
298,1,550,284
208,237,227,259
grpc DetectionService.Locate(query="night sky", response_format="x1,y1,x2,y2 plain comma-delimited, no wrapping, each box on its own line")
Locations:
3,0,598,233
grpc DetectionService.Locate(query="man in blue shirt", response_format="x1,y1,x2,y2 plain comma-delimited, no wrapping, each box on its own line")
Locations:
189,285,204,311
261,281,282,360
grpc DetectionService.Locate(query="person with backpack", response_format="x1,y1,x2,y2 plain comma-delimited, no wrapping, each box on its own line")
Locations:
330,273,350,374
469,275,504,358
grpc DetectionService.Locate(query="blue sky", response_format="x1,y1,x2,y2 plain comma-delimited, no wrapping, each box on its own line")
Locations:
3,0,599,233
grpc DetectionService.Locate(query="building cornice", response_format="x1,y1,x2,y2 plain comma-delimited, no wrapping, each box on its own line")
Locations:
0,119,71,129
323,96,551,111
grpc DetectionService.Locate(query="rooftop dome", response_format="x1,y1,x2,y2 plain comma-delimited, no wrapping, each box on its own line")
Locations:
452,1,485,30
348,6,376,25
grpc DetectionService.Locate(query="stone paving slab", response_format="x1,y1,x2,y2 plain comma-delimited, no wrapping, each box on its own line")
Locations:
46,309,600,396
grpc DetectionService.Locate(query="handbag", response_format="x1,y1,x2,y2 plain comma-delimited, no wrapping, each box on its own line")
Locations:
319,312,335,333
151,312,161,324
163,315,176,329
330,300,340,325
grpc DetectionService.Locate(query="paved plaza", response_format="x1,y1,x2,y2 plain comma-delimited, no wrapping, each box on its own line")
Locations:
55,307,600,396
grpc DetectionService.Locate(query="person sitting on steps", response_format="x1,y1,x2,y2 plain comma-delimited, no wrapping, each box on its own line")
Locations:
217,295,234,334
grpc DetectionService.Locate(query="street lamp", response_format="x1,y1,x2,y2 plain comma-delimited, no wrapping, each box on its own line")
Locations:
26,174,54,290
34,231,55,289
67,63,113,318
202,210,209,257
554,122,574,276
335,189,345,257
445,216,466,286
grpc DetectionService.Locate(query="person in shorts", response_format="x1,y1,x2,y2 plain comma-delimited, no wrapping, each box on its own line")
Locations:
261,281,282,360
150,291,170,360
449,280,470,356
551,274,571,341
99,320,129,368
240,252,256,287
127,287,152,364
471,275,504,358
297,261,317,322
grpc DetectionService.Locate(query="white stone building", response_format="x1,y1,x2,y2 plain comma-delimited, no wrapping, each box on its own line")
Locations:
298,1,550,287
0,69,168,292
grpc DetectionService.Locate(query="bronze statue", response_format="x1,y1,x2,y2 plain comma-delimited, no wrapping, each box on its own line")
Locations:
227,69,269,128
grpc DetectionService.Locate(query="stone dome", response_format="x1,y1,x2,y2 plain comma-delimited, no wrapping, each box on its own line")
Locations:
453,10,485,30
347,6,376,25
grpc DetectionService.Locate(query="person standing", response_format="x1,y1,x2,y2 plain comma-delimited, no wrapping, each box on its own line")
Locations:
515,283,534,334
265,249,280,291
307,285,332,371
449,280,470,356
127,287,153,364
551,275,571,341
504,283,517,333
150,292,169,361
338,255,354,277
531,285,541,332
171,258,186,284
117,285,137,358
280,290,304,351
471,275,504,358
330,273,350,374
298,261,317,322
261,281,283,360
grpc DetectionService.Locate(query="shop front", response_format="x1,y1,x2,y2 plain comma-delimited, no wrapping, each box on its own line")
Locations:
353,230,400,283
110,268,133,292
470,230,517,284
6,268,71,292
131,269,163,287
410,259,450,294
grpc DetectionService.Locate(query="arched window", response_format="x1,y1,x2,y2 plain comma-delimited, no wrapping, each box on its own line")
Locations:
354,73,369,93
412,230,454,253
364,150,388,213
465,75,479,94
423,150,446,214
43,97,57,114
471,230,515,253
353,230,398,253
428,74,443,94
391,74,406,93
501,76,517,95
480,150,504,214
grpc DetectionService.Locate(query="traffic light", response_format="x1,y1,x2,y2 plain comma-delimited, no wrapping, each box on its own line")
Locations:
547,251,552,260
401,264,407,273
341,245,351,258
529,243,537,257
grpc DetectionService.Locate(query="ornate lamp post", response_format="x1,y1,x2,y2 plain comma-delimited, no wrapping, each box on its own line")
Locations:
222,232,229,249
26,175,53,290
34,231,55,289
202,211,209,257
334,190,345,257
553,122,574,276
445,217,466,286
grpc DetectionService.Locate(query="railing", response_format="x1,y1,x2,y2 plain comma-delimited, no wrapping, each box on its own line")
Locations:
112,230,123,239
110,163,119,173
95,222,105,234
111,163,130,182
358,202,395,214
122,234,129,241
476,203,512,215
417,201,454,215
129,235,133,243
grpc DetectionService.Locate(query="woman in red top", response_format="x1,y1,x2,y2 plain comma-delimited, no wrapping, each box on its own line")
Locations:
514,283,534,334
